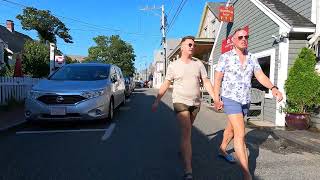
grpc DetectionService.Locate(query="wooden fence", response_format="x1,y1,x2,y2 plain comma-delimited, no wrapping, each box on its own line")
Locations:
0,77,40,105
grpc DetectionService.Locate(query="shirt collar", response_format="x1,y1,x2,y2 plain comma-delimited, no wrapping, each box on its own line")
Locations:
231,48,249,56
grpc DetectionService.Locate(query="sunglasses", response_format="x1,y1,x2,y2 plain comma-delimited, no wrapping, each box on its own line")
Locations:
187,43,196,48
237,35,249,40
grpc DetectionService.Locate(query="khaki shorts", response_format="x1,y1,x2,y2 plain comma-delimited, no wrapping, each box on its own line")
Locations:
173,103,200,117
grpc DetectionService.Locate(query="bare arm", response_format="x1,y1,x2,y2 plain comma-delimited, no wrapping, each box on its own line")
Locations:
214,71,224,101
213,71,224,110
152,80,171,112
254,70,283,102
202,77,215,99
254,70,274,89
154,80,171,103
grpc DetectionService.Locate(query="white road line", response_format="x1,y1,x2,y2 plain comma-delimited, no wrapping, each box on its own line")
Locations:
16,128,107,135
101,123,116,141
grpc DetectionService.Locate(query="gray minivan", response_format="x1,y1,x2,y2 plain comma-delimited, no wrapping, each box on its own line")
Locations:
25,63,126,121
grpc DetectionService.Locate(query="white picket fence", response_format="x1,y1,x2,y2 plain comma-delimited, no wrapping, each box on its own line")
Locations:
0,77,41,105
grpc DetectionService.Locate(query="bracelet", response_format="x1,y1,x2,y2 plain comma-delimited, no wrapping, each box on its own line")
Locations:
270,86,278,90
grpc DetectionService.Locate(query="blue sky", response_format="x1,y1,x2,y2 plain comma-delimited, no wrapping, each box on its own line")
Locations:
0,0,224,71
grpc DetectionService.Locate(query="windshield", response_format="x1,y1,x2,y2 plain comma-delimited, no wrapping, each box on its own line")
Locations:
49,65,110,81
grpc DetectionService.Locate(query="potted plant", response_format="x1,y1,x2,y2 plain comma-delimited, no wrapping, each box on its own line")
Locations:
284,47,320,130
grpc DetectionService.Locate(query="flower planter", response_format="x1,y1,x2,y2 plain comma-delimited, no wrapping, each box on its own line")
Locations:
285,113,311,130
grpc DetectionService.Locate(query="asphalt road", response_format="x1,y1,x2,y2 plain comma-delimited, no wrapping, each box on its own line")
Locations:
0,88,320,180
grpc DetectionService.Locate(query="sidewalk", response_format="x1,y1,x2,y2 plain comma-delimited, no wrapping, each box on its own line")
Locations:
273,129,320,153
0,106,26,131
204,102,320,153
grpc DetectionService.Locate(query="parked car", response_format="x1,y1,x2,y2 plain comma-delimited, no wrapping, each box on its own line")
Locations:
134,80,144,88
25,63,126,122
124,76,134,97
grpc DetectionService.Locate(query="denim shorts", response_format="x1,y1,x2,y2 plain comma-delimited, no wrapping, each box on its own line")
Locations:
221,96,250,116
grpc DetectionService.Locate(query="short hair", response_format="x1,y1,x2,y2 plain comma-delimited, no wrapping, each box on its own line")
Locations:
180,36,195,44
232,28,246,36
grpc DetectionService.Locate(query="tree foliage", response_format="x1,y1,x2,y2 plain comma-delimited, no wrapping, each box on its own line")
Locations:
86,35,135,77
0,50,14,76
284,47,320,113
17,7,73,44
22,40,50,78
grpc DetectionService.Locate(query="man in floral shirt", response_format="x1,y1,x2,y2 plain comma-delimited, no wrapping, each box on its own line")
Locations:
214,28,283,180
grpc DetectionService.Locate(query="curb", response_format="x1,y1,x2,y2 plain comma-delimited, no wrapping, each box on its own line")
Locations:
0,119,26,132
273,130,320,153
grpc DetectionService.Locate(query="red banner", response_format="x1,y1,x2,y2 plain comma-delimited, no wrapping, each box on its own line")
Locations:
221,36,233,54
221,26,249,54
219,6,234,22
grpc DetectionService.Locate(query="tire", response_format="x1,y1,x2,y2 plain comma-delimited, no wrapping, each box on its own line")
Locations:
107,99,114,121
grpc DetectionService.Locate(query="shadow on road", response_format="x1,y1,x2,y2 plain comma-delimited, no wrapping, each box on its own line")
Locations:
0,89,271,180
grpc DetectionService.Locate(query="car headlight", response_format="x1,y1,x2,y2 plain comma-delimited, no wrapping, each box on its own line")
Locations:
81,89,105,99
28,90,42,99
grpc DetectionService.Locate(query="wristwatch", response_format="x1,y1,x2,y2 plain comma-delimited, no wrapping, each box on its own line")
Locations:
270,86,278,90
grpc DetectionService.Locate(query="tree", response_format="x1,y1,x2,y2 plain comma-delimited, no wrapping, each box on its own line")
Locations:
22,40,50,78
65,56,75,64
87,35,136,76
16,7,73,44
284,47,320,113
0,50,14,76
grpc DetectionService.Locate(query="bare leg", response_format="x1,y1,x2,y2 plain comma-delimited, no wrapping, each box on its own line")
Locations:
177,111,193,173
228,114,252,180
220,120,234,155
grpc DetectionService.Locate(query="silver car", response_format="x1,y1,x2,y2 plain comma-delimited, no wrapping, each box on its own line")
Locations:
25,63,126,121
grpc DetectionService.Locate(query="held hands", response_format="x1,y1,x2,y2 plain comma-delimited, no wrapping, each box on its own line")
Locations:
213,98,224,111
272,89,283,102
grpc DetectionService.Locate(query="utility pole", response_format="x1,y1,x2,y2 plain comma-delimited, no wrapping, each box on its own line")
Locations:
145,63,148,81
49,43,56,75
140,4,167,75
161,5,167,76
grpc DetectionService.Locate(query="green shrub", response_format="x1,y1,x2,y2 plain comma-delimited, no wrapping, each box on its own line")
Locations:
22,40,50,78
284,47,320,113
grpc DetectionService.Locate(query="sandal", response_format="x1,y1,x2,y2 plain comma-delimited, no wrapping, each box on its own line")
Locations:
183,172,193,180
218,152,236,163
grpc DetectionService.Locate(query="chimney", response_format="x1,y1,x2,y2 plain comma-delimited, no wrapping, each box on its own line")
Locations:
6,20,14,32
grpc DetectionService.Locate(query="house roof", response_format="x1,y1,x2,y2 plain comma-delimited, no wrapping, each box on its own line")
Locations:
207,2,226,17
0,25,32,53
197,2,226,37
259,0,315,28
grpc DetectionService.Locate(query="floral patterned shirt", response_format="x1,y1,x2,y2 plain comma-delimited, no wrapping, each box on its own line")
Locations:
215,49,262,104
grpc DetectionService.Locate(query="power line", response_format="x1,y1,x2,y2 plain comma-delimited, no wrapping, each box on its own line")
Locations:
166,0,175,18
165,0,184,33
166,0,187,34
0,0,161,38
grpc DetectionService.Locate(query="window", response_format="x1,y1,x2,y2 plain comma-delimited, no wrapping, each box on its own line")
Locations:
204,26,208,38
252,49,276,98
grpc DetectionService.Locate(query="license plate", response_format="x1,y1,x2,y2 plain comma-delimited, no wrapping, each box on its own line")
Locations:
50,107,66,115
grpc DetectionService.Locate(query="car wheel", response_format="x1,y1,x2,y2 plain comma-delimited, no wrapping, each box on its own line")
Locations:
108,99,114,121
